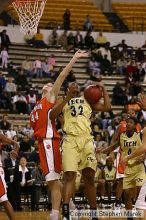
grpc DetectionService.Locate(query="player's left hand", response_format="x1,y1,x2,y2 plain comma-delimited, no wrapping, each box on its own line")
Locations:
137,93,146,110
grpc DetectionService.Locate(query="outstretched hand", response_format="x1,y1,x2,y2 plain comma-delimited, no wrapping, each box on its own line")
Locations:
74,49,90,59
137,93,146,110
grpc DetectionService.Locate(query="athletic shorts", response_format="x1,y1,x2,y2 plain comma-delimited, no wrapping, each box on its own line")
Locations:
135,181,146,210
123,165,146,190
62,135,97,172
38,138,61,181
0,167,8,203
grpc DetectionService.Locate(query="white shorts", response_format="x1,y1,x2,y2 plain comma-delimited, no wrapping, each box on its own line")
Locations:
38,139,61,182
45,172,60,182
135,181,146,210
0,167,8,203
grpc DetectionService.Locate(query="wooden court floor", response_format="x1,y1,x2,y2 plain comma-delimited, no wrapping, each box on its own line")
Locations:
0,211,144,220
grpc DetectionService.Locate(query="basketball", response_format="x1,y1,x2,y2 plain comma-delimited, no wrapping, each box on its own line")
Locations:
84,85,102,105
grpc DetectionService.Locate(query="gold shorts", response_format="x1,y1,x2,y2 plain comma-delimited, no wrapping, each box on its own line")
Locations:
62,135,97,172
123,164,146,189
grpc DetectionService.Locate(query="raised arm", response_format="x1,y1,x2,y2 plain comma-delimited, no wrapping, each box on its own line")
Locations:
49,50,89,100
91,82,111,112
50,84,78,120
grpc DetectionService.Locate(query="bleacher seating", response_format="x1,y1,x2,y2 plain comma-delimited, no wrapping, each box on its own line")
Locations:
0,42,145,126
112,2,146,31
7,0,114,32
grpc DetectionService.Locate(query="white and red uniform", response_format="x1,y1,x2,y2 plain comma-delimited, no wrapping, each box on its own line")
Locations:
0,149,8,203
30,97,61,181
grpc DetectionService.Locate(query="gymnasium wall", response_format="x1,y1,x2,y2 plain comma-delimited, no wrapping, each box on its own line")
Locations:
0,25,146,47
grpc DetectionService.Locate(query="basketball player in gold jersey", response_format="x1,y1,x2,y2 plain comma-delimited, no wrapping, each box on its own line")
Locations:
50,81,111,220
120,93,146,220
116,116,145,220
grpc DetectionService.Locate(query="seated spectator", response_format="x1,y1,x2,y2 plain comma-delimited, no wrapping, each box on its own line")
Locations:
95,133,108,166
48,28,59,47
4,150,19,170
127,97,141,112
58,30,68,50
127,59,137,76
34,57,43,78
0,91,13,111
29,140,39,163
13,157,36,210
116,39,129,55
0,114,11,130
112,82,127,105
4,150,19,210
83,15,93,31
5,77,17,95
0,47,9,69
101,54,112,75
42,58,51,77
102,156,116,207
89,56,101,79
135,48,144,62
96,31,108,48
15,69,29,91
20,135,32,153
0,72,6,92
13,91,28,114
116,57,127,75
94,166,105,207
67,32,75,51
31,161,51,210
84,31,94,49
97,42,111,63
26,89,37,113
0,29,11,50
63,9,70,30
24,31,34,46
48,54,56,70
21,56,33,76
6,125,17,139
34,28,47,48
75,31,84,49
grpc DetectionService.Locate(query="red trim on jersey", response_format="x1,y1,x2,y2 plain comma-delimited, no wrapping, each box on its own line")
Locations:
52,138,62,173
38,141,49,176
0,176,5,198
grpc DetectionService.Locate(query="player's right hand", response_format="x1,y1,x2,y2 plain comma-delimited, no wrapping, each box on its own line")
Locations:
74,49,90,59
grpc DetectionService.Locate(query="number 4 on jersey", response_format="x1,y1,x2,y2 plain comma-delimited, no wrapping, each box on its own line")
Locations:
128,148,132,155
31,112,39,122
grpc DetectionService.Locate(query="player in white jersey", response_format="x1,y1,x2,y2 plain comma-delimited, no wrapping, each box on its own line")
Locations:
0,133,19,220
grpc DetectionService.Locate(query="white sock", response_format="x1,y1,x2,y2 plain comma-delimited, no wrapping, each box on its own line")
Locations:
69,199,76,210
50,209,59,220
